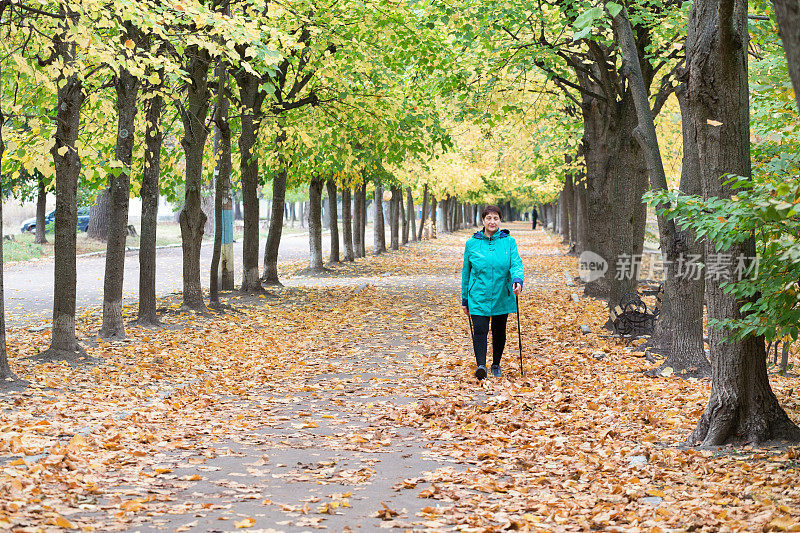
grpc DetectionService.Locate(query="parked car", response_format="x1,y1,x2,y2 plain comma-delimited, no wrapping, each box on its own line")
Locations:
20,207,91,233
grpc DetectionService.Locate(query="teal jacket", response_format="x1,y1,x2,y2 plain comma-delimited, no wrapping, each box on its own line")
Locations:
461,229,525,316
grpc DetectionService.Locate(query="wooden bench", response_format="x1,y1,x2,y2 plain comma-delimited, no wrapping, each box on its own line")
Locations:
609,283,663,337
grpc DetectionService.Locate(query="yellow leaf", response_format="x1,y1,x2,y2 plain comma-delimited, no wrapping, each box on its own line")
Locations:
125,39,135,49
57,145,69,156
646,488,665,497
769,516,800,531
55,515,75,529
707,119,723,127
234,518,256,528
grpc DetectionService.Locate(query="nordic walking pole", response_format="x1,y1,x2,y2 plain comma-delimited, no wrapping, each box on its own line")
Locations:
515,294,524,377
467,312,475,345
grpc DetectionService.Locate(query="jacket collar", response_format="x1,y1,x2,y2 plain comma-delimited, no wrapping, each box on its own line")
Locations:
473,228,510,240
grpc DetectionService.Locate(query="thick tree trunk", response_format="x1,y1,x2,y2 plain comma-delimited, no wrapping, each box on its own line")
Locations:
373,182,386,255
577,75,647,305
612,5,708,374
327,179,339,263
35,173,47,244
390,185,400,250
234,194,242,220
773,0,800,112
87,188,111,241
235,70,267,293
407,187,416,242
42,61,86,360
687,0,800,445
306,177,325,272
342,186,354,261
100,62,138,339
417,184,429,240
137,74,163,326
210,56,233,305
178,46,212,310
262,131,288,286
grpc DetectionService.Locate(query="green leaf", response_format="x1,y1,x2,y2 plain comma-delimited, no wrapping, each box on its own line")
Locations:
607,2,623,18
573,7,603,29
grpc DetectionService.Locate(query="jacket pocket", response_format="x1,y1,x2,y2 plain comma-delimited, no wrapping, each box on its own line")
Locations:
468,278,477,295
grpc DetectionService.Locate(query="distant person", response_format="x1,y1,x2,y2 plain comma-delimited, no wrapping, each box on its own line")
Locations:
461,206,524,380
531,208,538,230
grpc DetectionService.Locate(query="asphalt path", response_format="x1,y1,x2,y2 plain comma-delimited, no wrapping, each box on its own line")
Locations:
4,229,343,327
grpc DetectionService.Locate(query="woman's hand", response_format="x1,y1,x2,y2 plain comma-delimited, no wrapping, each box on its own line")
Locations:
462,305,469,316
513,283,522,296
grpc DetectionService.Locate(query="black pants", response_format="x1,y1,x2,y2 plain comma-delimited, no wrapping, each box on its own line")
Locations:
470,314,508,367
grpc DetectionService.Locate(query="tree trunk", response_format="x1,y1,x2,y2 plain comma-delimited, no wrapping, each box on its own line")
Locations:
177,45,212,310
773,0,800,112
687,0,800,445
373,182,386,255
137,71,163,326
87,188,111,241
576,72,648,305
417,184,429,240
290,202,296,228
390,185,400,250
210,55,233,305
262,130,288,286
352,185,362,258
342,186,354,261
400,187,408,244
430,196,438,238
359,184,367,257
100,60,139,339
307,177,325,272
407,187,416,242
327,179,340,263
234,194,242,220
564,164,576,249
300,201,306,228
35,172,47,244
41,51,86,361
0,64,20,382
612,4,709,375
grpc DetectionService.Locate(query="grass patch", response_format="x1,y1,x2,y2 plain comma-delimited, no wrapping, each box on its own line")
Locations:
3,236,46,262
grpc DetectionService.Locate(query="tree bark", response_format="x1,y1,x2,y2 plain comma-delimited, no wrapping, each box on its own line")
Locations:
262,130,288,286
611,4,709,375
390,185,400,250
576,69,647,305
373,182,386,255
359,184,367,257
773,0,800,112
87,188,111,241
35,172,47,244
306,177,325,272
407,187,416,242
342,186,354,261
137,71,163,326
0,60,20,382
417,184,429,240
177,45,212,310
210,55,233,305
352,185,362,258
42,38,87,360
100,57,139,339
400,187,408,244
430,196,438,238
564,163,576,250
327,179,340,263
687,0,800,445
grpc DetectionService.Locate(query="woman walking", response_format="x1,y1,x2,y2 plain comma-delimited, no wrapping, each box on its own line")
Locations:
461,206,524,379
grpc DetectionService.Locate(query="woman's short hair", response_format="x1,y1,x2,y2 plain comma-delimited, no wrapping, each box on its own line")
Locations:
481,205,503,220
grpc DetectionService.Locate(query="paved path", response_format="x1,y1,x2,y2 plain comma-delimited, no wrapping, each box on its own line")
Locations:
4,229,354,327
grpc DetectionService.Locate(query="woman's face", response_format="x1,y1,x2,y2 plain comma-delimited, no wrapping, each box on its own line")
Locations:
483,212,501,232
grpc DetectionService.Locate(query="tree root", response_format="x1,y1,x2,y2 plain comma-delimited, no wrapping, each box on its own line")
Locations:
29,344,93,365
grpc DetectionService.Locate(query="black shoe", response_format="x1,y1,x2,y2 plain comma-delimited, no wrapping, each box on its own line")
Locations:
491,364,502,378
474,365,487,380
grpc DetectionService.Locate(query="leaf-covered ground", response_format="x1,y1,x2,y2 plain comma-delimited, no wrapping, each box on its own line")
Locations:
2,224,800,532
